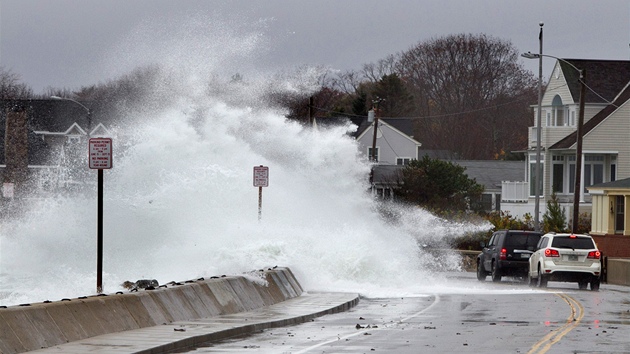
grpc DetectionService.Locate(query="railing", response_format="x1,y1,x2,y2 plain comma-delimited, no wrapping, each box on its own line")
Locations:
501,181,529,202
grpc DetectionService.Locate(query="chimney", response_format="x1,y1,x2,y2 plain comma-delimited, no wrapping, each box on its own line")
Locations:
4,103,29,194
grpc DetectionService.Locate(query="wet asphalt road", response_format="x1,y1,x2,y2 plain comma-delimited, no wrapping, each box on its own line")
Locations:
179,272,630,353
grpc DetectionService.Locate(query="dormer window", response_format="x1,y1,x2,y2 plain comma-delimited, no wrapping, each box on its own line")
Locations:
67,136,81,144
551,95,565,126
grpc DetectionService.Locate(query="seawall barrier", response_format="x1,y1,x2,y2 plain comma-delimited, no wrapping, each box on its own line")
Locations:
606,258,630,286
0,267,302,354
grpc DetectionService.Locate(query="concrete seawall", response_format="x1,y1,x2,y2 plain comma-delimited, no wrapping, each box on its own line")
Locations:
0,267,303,354
606,258,630,286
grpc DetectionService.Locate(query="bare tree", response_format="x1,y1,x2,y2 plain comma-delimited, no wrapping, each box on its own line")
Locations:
361,54,399,83
0,67,33,99
396,34,536,159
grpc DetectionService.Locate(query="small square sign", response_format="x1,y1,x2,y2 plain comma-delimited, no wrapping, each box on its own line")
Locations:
253,165,269,187
89,138,113,169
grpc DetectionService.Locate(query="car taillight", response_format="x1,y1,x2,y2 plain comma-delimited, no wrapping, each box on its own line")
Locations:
500,248,507,260
544,249,560,257
587,250,601,259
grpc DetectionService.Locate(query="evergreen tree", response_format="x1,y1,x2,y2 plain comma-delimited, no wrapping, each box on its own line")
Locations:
394,155,484,213
543,192,567,233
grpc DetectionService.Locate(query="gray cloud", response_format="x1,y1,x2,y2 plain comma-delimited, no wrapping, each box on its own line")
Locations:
2,0,628,93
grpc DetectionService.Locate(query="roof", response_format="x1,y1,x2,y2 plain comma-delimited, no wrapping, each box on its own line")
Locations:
452,160,525,191
550,81,630,149
589,177,630,190
0,99,106,165
559,59,630,104
371,165,403,184
1,99,102,132
352,117,415,139
371,160,524,192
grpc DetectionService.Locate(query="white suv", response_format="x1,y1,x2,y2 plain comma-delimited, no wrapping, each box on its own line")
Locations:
528,233,601,291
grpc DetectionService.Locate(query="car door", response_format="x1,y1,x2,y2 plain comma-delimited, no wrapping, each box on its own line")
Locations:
530,236,547,275
482,232,499,272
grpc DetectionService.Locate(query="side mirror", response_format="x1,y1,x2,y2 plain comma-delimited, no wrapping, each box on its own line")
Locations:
480,241,486,248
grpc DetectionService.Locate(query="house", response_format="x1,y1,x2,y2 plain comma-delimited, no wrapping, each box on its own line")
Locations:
588,178,630,257
501,59,630,224
452,160,525,212
1,99,111,198
352,116,422,166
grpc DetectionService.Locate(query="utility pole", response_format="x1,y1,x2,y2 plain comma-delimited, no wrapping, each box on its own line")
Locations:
370,98,382,162
533,22,543,232
572,69,586,233
308,96,314,126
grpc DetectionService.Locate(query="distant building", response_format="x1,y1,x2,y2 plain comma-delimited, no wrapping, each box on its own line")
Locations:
1,99,111,198
501,59,630,225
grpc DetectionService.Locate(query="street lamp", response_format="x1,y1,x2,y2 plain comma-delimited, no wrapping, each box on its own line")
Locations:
520,22,543,232
521,51,586,233
51,95,92,136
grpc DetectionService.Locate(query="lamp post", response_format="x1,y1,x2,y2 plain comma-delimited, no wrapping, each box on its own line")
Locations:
521,52,586,233
51,95,92,135
520,22,544,232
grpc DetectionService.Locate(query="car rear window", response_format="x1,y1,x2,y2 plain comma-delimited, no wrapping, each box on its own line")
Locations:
504,233,541,250
551,236,595,249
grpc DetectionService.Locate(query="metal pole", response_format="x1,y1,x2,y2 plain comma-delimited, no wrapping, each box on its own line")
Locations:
96,168,104,293
534,22,543,232
258,186,263,222
572,69,586,232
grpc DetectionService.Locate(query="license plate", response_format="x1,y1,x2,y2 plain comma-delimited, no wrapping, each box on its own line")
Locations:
568,255,578,261
520,254,530,259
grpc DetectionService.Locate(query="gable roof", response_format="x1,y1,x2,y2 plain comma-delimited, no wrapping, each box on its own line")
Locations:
559,59,630,104
352,117,415,139
550,80,630,149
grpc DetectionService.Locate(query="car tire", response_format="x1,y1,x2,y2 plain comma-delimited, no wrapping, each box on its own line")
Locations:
578,280,588,290
590,278,600,291
491,261,501,282
537,267,547,288
476,260,487,281
527,273,536,287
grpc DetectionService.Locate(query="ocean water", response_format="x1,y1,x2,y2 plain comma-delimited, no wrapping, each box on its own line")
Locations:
0,15,494,307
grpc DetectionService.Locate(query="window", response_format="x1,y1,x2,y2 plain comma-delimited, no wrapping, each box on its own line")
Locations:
552,155,564,193
552,164,564,193
568,156,576,193
67,136,81,144
616,196,625,234
396,158,411,165
546,112,551,127
480,194,492,211
584,155,604,192
367,147,379,162
551,95,564,126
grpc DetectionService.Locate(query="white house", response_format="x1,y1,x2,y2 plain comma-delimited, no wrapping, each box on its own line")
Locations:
353,116,422,166
501,59,630,223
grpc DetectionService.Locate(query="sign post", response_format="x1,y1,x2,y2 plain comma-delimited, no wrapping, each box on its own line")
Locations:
89,138,112,294
253,165,269,221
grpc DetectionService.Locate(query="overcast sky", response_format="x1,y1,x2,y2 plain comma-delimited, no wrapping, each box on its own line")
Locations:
1,0,629,94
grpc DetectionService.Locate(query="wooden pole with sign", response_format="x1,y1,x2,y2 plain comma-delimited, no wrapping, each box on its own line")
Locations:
253,165,269,222
89,138,112,294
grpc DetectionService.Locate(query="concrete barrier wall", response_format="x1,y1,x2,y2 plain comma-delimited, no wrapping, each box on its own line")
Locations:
0,267,302,354
606,258,630,286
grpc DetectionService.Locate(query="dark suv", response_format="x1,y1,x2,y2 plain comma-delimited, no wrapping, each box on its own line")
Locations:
477,230,543,282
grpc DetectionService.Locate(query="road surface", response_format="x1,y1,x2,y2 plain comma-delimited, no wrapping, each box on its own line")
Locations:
178,272,630,353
